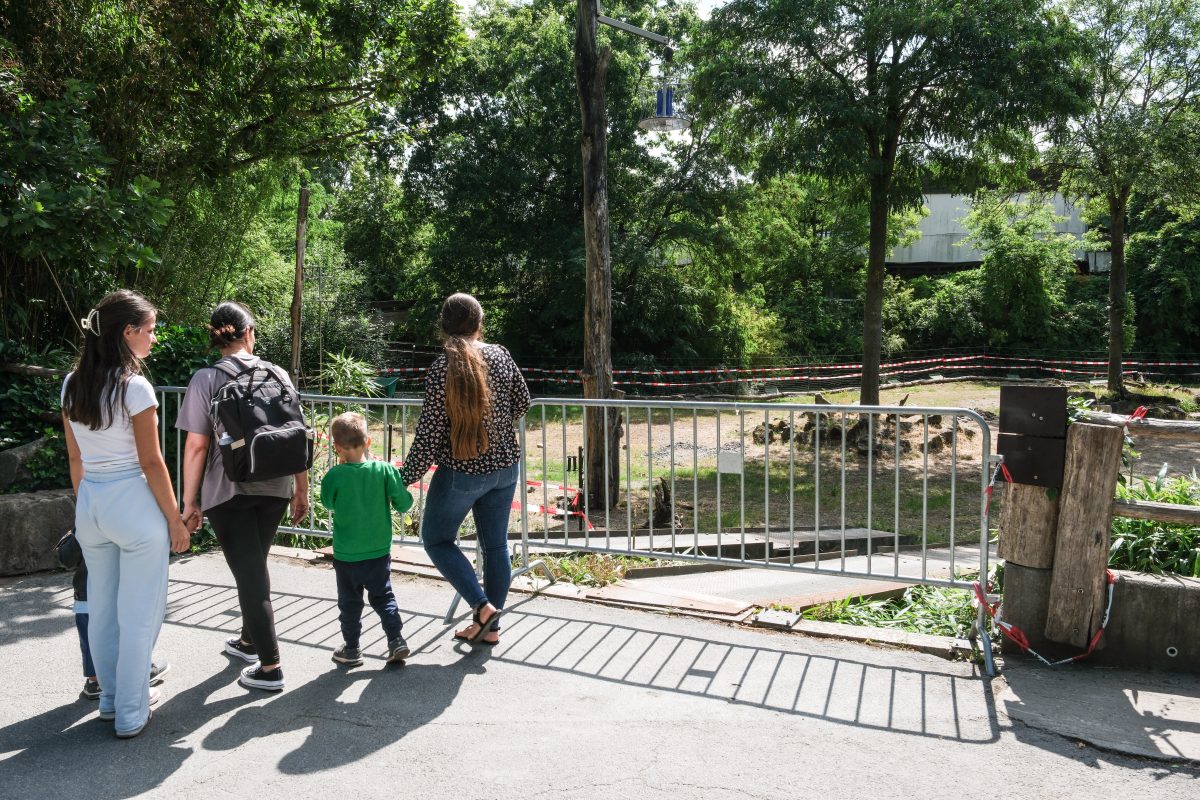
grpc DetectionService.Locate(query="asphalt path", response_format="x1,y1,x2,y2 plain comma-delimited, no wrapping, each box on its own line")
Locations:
1,552,1196,799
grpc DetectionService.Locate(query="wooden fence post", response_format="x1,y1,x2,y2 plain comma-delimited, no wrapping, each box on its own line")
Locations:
1044,423,1124,648
998,482,1059,569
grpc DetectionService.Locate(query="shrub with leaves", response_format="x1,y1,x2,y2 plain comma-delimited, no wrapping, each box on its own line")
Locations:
1110,469,1200,577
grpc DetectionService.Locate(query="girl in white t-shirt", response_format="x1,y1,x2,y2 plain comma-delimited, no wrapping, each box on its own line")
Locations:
61,289,192,739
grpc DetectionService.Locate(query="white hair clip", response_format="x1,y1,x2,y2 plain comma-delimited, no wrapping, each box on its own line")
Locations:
80,308,100,335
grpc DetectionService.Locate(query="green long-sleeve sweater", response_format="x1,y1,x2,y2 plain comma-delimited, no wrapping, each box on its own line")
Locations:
319,459,414,562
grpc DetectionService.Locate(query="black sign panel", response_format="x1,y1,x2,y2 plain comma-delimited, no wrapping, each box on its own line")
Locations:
997,433,1066,488
999,385,1068,439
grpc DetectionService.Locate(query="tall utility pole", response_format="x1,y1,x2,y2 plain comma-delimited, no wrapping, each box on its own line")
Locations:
290,183,309,384
576,0,619,510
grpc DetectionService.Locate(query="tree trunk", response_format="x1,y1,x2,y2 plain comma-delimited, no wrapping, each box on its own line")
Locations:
290,184,309,385
576,0,620,510
1106,195,1127,396
860,179,890,406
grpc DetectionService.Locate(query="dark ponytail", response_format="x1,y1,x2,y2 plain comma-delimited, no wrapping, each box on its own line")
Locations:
63,290,157,430
207,301,255,349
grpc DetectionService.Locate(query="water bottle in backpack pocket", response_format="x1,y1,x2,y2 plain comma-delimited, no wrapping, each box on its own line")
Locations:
210,361,314,482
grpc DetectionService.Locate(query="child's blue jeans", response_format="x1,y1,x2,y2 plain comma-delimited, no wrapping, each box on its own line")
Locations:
74,604,95,678
333,555,402,648
420,462,518,621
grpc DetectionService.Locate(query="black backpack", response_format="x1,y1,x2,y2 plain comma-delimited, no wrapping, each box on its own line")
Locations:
209,360,314,482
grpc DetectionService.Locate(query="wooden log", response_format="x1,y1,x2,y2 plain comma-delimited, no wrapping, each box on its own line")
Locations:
997,482,1059,569
1045,423,1124,647
999,563,1053,655
1111,499,1200,526
1073,409,1200,443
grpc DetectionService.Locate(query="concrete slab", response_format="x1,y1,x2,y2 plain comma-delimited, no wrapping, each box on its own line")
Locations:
1,553,1197,800
998,661,1200,763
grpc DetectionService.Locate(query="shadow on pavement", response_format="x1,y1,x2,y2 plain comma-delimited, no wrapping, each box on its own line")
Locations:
165,578,1000,745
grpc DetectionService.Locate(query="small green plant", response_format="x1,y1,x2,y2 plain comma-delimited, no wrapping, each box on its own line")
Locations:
1110,468,1200,577
802,584,979,638
315,352,382,398
525,553,683,587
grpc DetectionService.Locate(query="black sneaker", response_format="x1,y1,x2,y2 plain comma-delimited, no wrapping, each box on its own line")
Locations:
332,644,363,666
224,637,258,663
239,664,284,692
386,636,410,664
149,661,170,686
81,678,101,700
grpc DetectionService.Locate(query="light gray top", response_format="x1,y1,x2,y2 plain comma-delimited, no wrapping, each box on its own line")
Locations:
176,352,294,511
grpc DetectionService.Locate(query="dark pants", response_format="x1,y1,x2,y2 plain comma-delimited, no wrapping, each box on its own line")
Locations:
75,612,95,678
333,555,403,648
206,494,290,665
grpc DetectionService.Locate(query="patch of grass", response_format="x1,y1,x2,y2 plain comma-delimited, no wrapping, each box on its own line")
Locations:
802,583,979,638
526,553,684,587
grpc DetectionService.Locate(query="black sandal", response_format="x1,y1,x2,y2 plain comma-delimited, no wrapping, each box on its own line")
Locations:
468,605,502,644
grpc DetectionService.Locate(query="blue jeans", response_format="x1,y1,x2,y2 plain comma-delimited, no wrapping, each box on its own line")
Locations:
420,462,519,619
75,607,95,678
333,555,403,647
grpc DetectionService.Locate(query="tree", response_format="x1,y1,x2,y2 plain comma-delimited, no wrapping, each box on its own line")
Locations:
0,0,462,343
694,0,1085,403
1050,0,1200,394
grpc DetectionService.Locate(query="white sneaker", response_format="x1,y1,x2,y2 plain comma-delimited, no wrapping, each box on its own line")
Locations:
115,708,153,739
99,687,160,721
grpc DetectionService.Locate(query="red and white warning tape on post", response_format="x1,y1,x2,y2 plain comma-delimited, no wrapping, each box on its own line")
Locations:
972,571,1116,667
974,437,1117,667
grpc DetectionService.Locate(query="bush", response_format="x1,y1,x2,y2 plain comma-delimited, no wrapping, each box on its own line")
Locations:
146,324,213,387
1110,471,1200,577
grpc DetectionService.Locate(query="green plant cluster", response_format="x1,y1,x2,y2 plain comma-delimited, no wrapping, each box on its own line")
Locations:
1111,471,1200,577
802,584,979,638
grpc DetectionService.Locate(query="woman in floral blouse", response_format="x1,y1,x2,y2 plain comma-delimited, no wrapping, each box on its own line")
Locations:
401,293,530,646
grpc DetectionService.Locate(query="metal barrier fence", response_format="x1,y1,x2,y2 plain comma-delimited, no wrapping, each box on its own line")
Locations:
156,389,998,674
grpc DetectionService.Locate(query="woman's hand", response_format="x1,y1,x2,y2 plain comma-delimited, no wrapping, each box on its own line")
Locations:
182,500,203,533
169,517,192,554
289,493,309,525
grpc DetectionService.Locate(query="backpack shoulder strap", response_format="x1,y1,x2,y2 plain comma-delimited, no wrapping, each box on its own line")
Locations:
211,358,259,381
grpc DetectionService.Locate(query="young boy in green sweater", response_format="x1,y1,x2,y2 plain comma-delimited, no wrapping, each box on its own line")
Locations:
320,412,414,665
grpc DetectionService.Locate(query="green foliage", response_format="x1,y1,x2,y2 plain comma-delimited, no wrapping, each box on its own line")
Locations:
1,428,69,493
0,339,70,449
316,352,382,399
1110,470,1200,577
1127,200,1200,354
0,68,173,341
145,325,212,388
962,194,1077,348
803,584,979,638
530,553,682,588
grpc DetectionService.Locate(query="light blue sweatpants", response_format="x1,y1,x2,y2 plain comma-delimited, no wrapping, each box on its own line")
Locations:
75,466,169,734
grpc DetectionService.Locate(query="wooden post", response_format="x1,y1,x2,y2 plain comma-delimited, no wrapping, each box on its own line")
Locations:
998,483,1059,569
576,0,619,509
290,183,310,385
1044,423,1124,647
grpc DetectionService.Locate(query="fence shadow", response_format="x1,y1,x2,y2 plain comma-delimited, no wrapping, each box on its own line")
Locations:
162,577,1000,745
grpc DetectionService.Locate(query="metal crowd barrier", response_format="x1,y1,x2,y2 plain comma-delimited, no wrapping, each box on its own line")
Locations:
157,388,998,675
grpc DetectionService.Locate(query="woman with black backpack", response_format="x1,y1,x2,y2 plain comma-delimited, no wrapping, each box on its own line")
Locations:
177,302,311,692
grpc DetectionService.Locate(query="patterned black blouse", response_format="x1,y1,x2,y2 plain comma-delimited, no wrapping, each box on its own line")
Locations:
401,343,530,484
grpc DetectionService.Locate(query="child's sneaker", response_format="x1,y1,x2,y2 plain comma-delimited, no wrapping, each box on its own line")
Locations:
332,644,363,666
238,664,284,692
149,661,170,686
386,636,410,663
81,678,101,700
224,637,258,662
